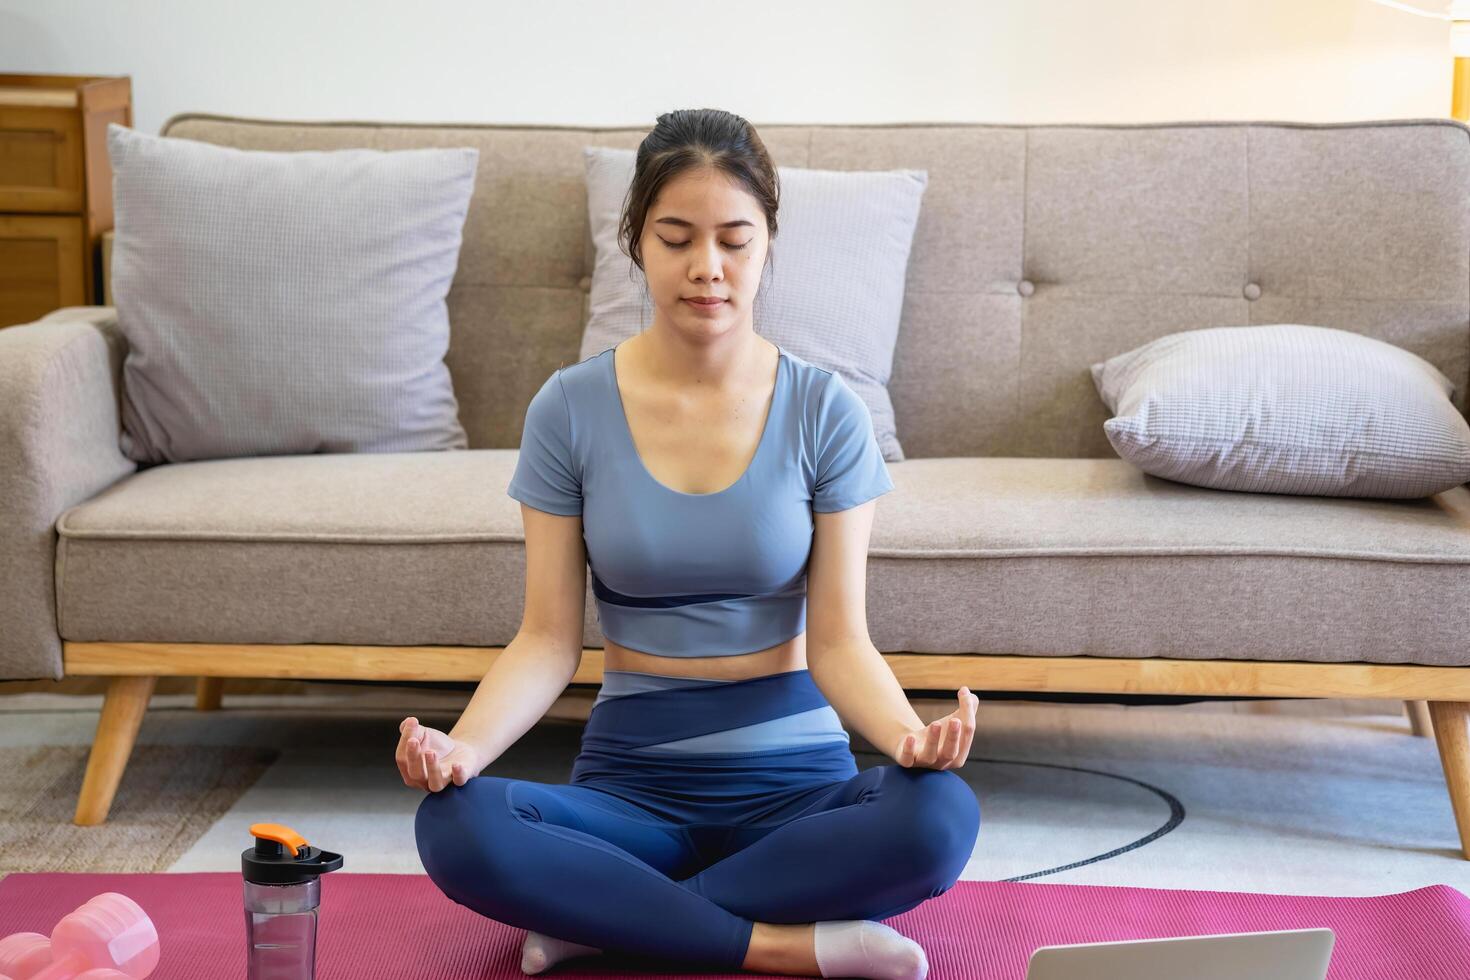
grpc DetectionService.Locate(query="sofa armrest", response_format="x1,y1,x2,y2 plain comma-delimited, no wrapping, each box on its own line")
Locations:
0,307,137,681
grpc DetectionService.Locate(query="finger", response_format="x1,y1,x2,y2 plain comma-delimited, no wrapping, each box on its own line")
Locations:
955,734,974,768
922,719,943,767
946,717,963,767
407,736,426,788
956,712,976,767
452,763,466,787
939,717,960,767
395,719,416,768
898,733,915,767
401,734,415,781
935,717,957,768
922,720,940,767
958,691,979,766
952,696,976,764
435,758,454,792
424,750,442,792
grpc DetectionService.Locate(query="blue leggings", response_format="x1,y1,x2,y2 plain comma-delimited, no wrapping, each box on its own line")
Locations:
416,668,981,972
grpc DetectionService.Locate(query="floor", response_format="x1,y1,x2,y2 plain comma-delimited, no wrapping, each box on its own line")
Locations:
3,679,1466,896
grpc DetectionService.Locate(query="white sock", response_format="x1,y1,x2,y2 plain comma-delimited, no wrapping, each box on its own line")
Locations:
813,919,929,980
520,929,602,975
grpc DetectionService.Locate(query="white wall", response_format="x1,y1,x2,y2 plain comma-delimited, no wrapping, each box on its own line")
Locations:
0,0,1457,137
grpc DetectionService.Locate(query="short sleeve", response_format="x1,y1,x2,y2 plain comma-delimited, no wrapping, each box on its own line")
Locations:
812,371,895,513
507,370,582,516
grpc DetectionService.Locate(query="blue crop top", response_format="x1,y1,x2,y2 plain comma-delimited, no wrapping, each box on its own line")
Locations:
506,343,895,658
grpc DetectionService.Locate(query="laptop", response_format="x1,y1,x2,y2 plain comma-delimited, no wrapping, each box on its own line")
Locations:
1025,927,1335,980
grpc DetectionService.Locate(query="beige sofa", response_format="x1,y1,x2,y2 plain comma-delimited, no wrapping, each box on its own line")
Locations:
4,114,1469,857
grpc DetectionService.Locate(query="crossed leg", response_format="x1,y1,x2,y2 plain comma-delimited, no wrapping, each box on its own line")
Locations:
679,764,981,924
416,775,756,970
416,765,981,973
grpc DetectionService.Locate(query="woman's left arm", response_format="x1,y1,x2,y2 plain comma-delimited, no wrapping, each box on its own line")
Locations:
806,501,979,769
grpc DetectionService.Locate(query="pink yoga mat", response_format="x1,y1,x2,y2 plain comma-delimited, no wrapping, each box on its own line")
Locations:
0,872,1464,978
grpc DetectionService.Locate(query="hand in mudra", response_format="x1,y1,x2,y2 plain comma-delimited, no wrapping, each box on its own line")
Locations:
396,716,484,792
895,686,979,770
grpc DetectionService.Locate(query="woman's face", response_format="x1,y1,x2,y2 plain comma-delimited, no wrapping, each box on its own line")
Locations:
639,166,769,343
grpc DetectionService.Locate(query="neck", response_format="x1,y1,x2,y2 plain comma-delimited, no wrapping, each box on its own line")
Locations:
637,321,765,392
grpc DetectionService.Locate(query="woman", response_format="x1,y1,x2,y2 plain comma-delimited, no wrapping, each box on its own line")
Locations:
401,108,981,980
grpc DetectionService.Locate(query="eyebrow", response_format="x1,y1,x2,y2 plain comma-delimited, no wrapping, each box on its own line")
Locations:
653,217,756,229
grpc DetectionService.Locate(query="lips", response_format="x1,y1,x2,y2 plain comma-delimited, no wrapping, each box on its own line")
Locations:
684,297,725,305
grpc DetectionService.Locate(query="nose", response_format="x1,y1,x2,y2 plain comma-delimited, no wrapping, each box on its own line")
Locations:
689,239,725,284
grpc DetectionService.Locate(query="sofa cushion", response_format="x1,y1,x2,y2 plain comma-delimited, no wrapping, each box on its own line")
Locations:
1090,323,1470,499
55,455,1470,666
106,124,478,464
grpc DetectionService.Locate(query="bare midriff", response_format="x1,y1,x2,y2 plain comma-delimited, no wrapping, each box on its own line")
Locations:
602,630,807,680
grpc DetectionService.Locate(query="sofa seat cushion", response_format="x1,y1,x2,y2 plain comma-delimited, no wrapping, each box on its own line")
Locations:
55,454,1470,667
865,458,1470,667
56,451,541,648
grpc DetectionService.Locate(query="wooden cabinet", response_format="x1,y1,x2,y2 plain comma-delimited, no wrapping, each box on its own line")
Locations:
0,73,131,329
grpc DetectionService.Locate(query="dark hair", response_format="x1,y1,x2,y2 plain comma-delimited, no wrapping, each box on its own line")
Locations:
618,109,779,280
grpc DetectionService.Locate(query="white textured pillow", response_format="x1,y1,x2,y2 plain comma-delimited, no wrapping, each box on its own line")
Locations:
107,124,478,464
579,146,926,462
1090,323,1470,498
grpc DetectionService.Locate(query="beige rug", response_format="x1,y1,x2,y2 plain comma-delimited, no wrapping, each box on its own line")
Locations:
0,743,277,875
3,687,1467,895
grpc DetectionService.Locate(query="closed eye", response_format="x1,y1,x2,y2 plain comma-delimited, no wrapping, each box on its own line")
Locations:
660,238,750,251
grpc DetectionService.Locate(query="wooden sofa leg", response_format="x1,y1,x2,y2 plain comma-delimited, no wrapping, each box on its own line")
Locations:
196,676,223,711
1406,700,1433,737
1428,701,1470,860
74,675,157,826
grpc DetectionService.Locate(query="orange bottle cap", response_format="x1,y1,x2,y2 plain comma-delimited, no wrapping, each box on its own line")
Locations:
249,822,309,858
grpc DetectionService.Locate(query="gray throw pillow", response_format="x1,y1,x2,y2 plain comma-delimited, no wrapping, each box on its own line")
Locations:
579,146,926,462
107,124,478,464
1090,323,1470,498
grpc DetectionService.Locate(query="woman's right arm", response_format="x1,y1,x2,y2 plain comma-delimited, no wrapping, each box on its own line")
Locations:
446,503,589,766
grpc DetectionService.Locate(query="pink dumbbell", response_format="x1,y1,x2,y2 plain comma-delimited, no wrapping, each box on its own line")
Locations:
0,933,52,978
0,928,142,979
21,893,158,980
